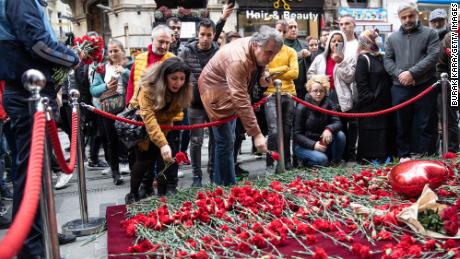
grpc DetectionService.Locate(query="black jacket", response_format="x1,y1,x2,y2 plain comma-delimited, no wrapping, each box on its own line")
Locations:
294,95,342,150
355,53,393,129
178,40,219,109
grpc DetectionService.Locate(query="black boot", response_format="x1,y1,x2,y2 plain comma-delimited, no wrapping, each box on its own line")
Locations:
166,184,177,195
113,171,123,185
157,183,167,196
191,176,202,188
125,192,140,204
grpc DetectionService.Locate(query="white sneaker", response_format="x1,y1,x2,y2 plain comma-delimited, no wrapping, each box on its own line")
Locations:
400,157,411,163
101,168,111,175
177,171,185,178
120,163,130,175
55,173,73,190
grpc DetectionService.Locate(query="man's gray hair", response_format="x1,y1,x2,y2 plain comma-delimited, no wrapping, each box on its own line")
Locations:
397,2,418,15
250,25,283,49
151,24,173,39
276,19,289,27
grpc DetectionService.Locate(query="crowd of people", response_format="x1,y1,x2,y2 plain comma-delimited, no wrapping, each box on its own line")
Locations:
0,0,455,257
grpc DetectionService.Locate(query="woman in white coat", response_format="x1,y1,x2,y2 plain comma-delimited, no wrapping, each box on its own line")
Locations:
307,30,356,112
307,30,358,161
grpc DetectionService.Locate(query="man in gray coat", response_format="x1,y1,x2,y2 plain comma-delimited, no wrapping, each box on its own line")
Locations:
384,2,440,161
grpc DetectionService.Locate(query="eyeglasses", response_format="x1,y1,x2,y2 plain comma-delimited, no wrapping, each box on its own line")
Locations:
311,89,326,94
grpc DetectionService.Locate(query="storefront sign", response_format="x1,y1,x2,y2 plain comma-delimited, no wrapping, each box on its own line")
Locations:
339,8,387,21
245,10,319,21
355,24,393,34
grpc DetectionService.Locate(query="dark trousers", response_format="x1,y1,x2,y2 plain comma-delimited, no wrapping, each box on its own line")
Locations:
234,118,245,164
101,116,120,175
189,107,214,180
437,92,459,152
264,95,294,166
3,87,44,258
179,109,190,153
131,141,178,196
392,81,438,157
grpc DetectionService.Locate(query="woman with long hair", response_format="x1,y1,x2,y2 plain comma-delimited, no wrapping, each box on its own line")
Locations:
125,57,193,203
90,39,130,185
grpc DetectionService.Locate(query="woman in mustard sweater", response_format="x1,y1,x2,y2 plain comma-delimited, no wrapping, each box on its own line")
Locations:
126,58,193,203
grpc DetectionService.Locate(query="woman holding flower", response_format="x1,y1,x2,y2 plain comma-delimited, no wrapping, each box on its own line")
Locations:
294,75,345,166
90,39,130,185
125,58,193,203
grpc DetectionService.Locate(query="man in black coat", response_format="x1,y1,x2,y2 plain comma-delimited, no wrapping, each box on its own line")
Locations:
384,2,440,160
178,19,220,187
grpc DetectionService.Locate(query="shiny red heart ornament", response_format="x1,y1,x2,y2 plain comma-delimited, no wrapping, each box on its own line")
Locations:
389,160,449,198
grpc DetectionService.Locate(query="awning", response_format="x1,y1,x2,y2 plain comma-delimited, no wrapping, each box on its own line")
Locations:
417,0,458,4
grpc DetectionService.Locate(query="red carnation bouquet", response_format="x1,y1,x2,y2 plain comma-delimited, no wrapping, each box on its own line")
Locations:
52,35,105,85
419,206,459,236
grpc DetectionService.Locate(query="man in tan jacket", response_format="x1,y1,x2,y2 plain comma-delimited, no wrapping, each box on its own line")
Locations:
199,26,283,185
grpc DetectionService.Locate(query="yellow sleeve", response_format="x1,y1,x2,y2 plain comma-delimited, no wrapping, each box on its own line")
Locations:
138,90,168,148
276,48,299,81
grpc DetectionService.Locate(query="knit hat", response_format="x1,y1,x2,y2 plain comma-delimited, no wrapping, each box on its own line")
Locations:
429,9,447,22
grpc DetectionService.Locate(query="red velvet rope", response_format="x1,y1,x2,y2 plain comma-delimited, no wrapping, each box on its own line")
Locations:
47,112,79,174
0,112,46,259
290,83,437,118
83,95,271,130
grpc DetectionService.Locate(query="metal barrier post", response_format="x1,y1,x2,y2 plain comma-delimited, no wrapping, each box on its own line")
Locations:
61,88,105,236
441,73,449,155
23,70,60,259
274,79,285,173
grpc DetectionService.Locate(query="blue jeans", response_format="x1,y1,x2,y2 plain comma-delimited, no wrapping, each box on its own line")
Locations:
295,131,346,166
212,120,236,186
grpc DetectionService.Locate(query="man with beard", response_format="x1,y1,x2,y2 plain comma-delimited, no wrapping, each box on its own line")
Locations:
284,19,309,100
429,9,449,40
384,2,440,162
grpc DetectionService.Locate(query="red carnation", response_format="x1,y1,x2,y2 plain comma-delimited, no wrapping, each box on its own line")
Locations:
270,151,280,161
95,64,105,74
313,247,328,259
190,249,209,259
175,151,188,165
444,220,459,236
442,152,457,159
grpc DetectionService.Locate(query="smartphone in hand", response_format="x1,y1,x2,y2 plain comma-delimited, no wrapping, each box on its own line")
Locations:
336,42,344,54
227,0,236,5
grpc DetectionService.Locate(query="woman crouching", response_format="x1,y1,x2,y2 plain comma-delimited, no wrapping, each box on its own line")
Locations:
126,57,192,202
294,75,346,167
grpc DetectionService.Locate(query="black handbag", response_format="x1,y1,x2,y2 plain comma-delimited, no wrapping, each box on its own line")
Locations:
114,108,147,149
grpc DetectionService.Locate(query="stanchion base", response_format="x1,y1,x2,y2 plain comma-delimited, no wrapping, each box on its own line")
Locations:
62,217,106,237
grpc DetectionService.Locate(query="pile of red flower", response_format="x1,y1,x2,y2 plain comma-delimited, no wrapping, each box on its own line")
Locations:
121,162,460,258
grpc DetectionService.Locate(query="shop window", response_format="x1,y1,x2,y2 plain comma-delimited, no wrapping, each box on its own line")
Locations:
237,11,314,38
347,0,367,8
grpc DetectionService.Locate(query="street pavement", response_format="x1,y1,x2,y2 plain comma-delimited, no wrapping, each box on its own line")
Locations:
0,130,274,258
